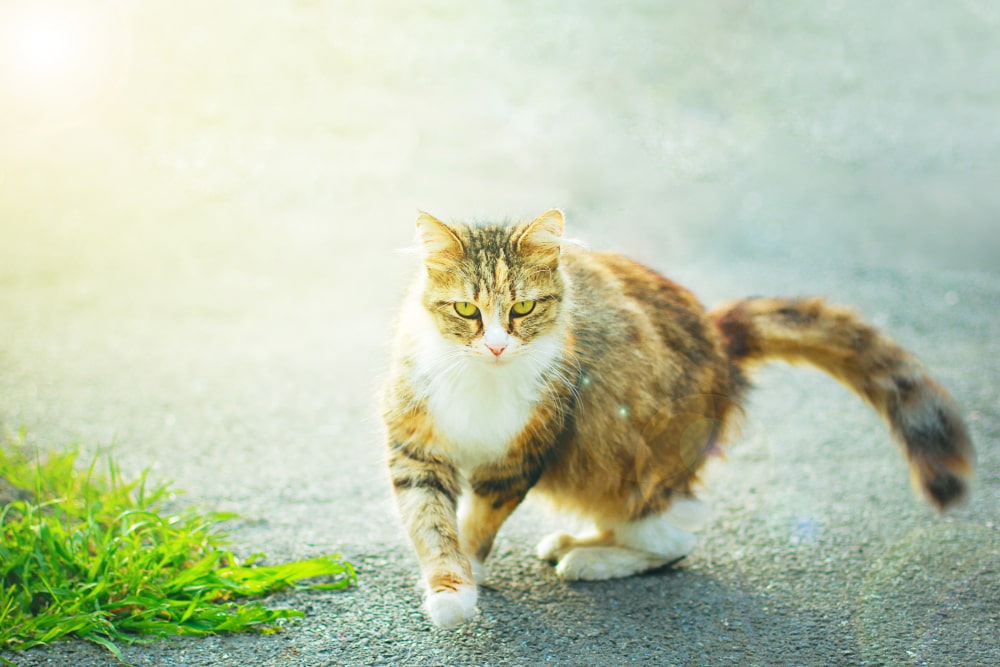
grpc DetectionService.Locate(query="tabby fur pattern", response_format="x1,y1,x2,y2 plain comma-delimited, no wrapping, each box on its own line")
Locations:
382,210,974,628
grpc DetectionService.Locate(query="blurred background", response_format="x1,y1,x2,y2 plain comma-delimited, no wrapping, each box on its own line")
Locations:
1,0,998,545
2,3,999,664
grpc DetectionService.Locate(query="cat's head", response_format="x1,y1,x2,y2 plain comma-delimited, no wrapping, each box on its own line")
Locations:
414,210,568,364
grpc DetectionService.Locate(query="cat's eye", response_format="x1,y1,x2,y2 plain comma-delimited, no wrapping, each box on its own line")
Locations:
511,300,535,317
454,302,480,319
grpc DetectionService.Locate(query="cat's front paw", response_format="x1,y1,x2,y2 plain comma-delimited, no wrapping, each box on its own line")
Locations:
423,585,478,629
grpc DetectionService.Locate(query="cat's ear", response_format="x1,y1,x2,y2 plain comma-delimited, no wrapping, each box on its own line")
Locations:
416,212,463,270
517,209,564,266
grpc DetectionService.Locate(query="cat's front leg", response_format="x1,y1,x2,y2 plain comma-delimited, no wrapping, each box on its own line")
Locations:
458,485,528,582
388,442,477,629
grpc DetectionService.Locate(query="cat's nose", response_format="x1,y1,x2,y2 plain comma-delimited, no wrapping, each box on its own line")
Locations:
482,320,509,356
486,341,508,357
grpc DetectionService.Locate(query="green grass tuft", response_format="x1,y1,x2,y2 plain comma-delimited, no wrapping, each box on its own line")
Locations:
0,431,356,662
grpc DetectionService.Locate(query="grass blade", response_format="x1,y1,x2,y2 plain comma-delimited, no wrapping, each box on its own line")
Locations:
0,432,356,661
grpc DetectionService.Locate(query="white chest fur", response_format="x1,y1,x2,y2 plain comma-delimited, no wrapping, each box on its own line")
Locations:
408,304,561,473
424,352,544,472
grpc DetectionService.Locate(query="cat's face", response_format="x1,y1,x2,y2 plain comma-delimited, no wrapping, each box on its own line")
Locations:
416,210,567,364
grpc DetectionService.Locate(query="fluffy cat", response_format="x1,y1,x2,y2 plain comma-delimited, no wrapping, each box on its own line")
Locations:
382,209,974,629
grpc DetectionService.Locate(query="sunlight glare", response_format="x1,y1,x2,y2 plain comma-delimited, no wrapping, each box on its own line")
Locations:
1,3,110,110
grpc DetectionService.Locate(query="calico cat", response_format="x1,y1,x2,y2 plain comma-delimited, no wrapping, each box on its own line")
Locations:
382,209,974,629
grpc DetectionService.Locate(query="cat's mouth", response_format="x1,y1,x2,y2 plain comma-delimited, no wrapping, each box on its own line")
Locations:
484,353,511,366
477,347,516,366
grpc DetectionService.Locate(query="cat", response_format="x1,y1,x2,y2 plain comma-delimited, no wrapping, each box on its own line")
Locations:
381,209,975,629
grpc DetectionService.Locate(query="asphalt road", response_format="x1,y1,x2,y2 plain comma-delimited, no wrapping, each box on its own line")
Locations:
1,2,998,665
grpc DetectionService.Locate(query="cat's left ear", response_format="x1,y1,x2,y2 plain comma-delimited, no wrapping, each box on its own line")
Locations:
517,209,564,266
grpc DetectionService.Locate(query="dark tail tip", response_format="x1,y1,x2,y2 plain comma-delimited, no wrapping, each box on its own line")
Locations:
923,469,968,510
913,453,973,511
893,381,975,511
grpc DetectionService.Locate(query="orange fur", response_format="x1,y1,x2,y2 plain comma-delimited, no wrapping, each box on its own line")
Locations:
383,211,975,627
709,297,974,509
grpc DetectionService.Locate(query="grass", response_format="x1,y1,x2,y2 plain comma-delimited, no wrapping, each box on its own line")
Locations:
0,431,356,664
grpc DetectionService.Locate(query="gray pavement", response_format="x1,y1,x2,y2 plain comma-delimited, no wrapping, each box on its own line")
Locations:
1,1,998,665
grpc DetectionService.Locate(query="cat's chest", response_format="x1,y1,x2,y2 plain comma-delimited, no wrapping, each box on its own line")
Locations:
423,360,543,472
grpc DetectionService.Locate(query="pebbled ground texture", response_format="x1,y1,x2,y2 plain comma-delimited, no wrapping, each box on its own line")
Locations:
1,2,998,665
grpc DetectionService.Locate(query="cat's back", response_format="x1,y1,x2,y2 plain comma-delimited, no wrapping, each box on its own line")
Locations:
561,247,725,374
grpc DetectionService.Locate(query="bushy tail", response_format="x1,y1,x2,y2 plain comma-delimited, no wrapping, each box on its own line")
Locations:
709,297,974,510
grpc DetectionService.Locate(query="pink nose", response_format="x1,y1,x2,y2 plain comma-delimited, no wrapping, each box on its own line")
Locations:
486,342,507,357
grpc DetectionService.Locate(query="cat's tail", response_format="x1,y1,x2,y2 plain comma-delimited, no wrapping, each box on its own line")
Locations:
708,297,974,510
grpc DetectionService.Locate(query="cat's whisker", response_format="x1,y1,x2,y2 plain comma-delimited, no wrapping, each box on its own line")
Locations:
426,355,468,394
384,209,973,630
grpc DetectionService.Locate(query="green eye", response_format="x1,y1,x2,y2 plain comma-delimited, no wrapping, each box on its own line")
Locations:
511,300,535,317
454,302,480,318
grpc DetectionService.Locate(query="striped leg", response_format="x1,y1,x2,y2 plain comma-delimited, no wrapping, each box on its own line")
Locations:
388,445,477,628
458,486,529,582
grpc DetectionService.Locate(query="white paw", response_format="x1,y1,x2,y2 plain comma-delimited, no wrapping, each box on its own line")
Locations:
423,585,478,629
555,546,666,581
536,531,576,562
615,514,698,559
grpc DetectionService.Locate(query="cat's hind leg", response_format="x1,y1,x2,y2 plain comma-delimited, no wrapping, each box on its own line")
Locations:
540,498,709,581
553,522,692,581
535,528,614,563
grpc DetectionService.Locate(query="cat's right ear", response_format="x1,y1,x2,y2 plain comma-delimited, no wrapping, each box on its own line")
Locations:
416,212,464,271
